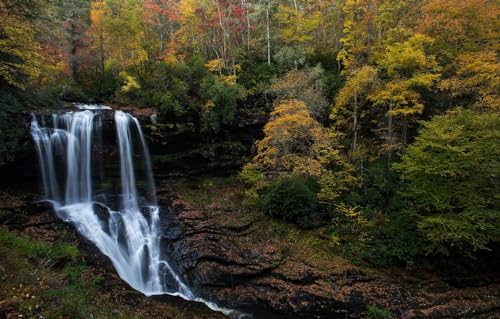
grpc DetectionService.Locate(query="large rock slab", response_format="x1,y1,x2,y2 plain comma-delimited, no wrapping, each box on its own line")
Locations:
164,197,500,319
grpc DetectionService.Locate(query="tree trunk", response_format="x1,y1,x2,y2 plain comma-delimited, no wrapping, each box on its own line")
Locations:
215,0,227,64
241,0,251,52
387,104,393,168
352,92,358,155
70,17,79,82
402,118,408,149
266,0,271,65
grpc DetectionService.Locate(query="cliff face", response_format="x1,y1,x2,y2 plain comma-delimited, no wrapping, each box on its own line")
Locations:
142,100,268,178
0,99,268,183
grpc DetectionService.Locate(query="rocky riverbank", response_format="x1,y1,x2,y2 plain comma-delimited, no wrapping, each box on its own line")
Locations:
159,177,500,319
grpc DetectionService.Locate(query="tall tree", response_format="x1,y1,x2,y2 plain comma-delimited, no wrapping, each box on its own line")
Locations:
0,16,41,89
395,109,500,255
56,0,91,81
333,65,378,156
369,34,440,164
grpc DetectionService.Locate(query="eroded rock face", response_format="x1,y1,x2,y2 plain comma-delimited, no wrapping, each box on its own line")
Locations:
164,197,500,319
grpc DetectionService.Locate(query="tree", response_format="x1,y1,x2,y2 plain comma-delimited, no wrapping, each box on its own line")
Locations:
270,65,328,121
277,1,320,49
439,51,500,111
88,0,110,92
200,74,245,133
394,109,500,255
142,0,180,60
0,16,41,89
369,34,440,163
418,0,499,65
56,0,91,81
252,99,329,177
103,0,147,68
333,65,378,155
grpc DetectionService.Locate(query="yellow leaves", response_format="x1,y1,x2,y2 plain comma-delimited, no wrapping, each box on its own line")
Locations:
277,3,320,45
221,75,237,85
205,59,223,72
441,51,500,110
367,34,441,119
119,71,140,92
0,16,41,89
203,100,216,112
406,73,440,88
381,33,438,77
163,54,179,64
370,80,425,117
205,60,240,82
252,99,333,178
333,65,378,113
90,1,110,26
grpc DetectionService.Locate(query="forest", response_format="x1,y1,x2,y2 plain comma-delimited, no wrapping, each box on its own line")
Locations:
0,0,499,318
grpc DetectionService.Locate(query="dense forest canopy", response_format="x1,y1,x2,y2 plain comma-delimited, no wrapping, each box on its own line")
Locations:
0,0,499,265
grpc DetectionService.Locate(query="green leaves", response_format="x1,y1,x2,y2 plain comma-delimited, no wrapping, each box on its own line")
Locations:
395,109,500,254
200,74,245,133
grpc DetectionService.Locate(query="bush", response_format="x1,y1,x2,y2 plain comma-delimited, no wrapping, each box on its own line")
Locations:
327,203,371,257
258,175,321,228
363,214,423,267
366,305,390,319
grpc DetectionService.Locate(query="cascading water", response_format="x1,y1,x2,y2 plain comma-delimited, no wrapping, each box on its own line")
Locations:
31,106,245,318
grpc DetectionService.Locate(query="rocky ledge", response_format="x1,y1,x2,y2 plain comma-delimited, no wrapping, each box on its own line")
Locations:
164,196,500,319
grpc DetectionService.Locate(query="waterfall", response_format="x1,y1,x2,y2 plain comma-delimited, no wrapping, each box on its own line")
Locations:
30,106,245,318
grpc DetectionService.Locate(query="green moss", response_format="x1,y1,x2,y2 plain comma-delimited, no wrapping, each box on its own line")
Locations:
0,229,79,262
366,305,390,319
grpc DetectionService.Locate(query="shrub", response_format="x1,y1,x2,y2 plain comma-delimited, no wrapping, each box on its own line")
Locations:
327,203,371,257
363,214,423,267
366,305,390,319
258,175,321,228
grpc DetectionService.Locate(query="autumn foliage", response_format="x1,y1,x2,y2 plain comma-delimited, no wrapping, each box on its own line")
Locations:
1,0,499,262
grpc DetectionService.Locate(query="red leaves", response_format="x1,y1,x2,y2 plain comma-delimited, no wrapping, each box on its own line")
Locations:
231,4,245,18
143,0,181,22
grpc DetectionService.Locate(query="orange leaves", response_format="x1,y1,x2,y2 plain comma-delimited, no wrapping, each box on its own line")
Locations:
254,100,329,177
418,0,500,60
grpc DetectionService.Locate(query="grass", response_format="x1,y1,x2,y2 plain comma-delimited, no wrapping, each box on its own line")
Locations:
0,228,223,319
0,228,108,319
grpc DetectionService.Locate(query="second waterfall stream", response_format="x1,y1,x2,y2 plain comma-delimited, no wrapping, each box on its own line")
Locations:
31,105,244,318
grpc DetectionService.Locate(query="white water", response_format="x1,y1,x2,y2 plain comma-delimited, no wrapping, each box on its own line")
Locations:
31,107,246,318
74,103,112,110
